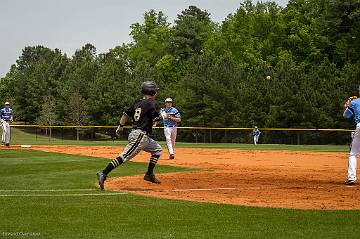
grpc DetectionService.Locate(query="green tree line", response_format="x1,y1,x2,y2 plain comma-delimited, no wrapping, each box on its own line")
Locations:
1,0,359,136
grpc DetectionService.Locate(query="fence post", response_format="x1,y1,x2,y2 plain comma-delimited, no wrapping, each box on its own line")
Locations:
49,127,52,142
76,127,79,141
297,132,301,145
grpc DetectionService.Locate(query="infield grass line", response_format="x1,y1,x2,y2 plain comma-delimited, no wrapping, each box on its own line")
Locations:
0,189,97,192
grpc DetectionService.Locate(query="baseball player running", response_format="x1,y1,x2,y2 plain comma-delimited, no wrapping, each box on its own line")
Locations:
96,81,163,190
252,126,261,145
161,98,181,159
0,102,13,147
343,91,360,185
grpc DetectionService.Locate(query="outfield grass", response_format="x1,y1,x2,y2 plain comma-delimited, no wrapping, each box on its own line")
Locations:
1,150,360,239
9,128,349,152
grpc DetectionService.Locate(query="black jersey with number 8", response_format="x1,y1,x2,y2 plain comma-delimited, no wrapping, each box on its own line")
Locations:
124,98,160,134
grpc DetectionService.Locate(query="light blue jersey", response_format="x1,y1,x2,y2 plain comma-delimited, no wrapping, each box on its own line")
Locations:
0,108,13,121
344,98,360,124
162,107,181,127
253,129,261,136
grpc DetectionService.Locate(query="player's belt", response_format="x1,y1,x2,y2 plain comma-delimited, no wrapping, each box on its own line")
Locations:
164,125,176,127
132,128,149,135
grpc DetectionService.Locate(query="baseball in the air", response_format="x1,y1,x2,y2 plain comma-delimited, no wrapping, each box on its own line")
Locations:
265,75,272,80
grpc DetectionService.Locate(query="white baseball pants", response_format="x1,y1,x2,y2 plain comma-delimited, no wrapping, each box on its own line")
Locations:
164,126,177,155
348,123,360,181
254,135,259,145
1,120,10,144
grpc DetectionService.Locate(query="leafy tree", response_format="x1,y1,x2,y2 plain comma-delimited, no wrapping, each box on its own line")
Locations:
88,46,133,125
59,43,98,99
178,52,242,127
205,0,285,69
282,0,330,65
129,10,171,64
9,46,67,122
66,92,88,141
36,95,58,139
0,65,20,112
169,6,214,60
155,54,180,88
319,0,360,65
57,43,98,122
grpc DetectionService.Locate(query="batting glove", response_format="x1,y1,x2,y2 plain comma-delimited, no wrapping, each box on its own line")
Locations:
116,125,124,136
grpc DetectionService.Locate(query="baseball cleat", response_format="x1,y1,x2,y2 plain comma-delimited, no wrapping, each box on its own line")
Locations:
345,179,356,185
96,171,107,190
144,174,161,184
5,143,10,147
169,154,175,159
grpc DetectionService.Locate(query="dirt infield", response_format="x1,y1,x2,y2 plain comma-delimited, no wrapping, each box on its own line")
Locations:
29,145,360,210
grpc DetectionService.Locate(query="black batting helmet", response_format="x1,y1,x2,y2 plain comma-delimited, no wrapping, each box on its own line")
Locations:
141,81,159,96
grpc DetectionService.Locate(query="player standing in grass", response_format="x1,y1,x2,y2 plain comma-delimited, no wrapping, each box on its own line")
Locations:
161,98,181,159
96,81,163,190
252,126,261,145
343,91,360,185
0,102,13,147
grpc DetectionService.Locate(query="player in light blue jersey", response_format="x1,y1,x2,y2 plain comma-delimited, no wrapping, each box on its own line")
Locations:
252,126,261,145
161,98,181,159
0,102,14,147
343,90,360,185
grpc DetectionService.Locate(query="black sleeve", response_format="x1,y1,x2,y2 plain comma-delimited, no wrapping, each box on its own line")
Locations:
124,102,135,118
149,101,160,119
150,109,160,119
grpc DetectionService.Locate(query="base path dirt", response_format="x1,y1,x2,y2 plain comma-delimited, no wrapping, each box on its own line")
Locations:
30,145,360,210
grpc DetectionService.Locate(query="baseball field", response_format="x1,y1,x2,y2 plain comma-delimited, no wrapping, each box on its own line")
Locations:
1,130,360,239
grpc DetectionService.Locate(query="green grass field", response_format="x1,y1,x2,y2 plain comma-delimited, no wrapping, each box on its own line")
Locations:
10,127,349,152
1,149,360,239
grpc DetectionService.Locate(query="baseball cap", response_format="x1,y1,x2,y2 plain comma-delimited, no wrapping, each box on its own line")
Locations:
4,102,10,105
165,98,173,102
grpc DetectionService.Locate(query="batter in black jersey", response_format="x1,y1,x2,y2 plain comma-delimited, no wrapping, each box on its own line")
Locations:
96,81,163,189
125,98,160,135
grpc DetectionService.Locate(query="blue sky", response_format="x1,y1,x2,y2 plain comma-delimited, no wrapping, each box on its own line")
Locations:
0,0,289,77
